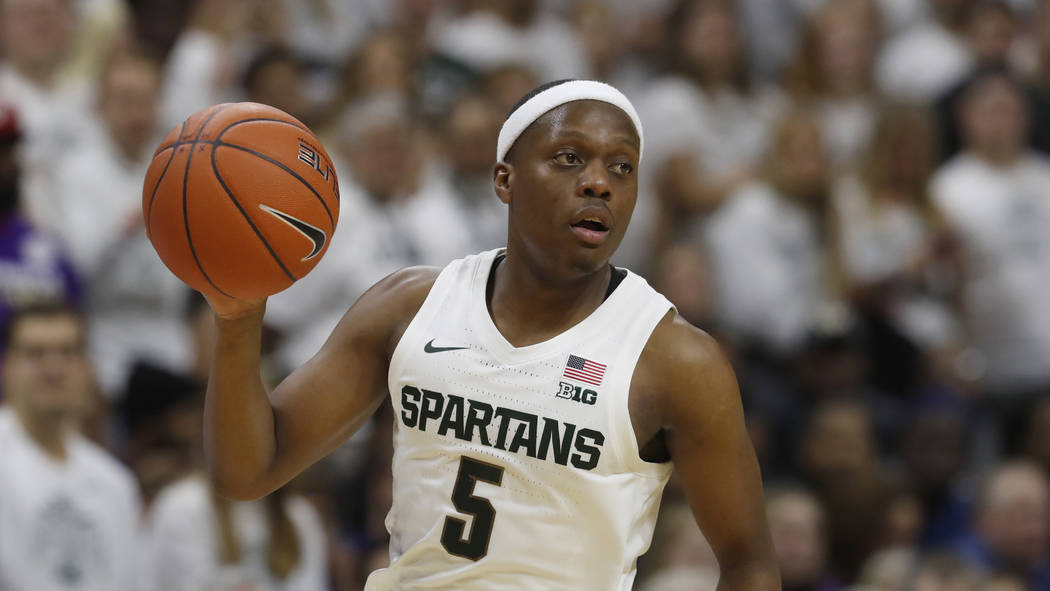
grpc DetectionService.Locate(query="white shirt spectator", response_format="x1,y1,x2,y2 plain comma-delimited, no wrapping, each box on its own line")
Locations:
816,97,877,171
639,77,782,181
52,130,192,398
833,175,958,348
932,152,1050,393
282,0,388,65
433,9,589,80
619,76,783,270
147,474,327,591
704,181,825,353
876,19,973,103
0,64,96,229
160,30,243,132
266,164,474,369
0,407,142,591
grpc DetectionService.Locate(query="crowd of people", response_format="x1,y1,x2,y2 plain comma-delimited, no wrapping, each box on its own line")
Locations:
1,0,1050,589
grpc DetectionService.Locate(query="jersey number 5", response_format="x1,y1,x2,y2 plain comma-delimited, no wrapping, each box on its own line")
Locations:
440,456,505,561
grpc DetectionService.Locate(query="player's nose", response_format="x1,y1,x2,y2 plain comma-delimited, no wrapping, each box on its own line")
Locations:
577,161,611,200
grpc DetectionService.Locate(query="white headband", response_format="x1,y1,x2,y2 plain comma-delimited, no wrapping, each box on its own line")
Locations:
496,80,643,163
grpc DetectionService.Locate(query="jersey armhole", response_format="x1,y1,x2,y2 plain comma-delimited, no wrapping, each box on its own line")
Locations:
387,258,467,388
608,292,676,478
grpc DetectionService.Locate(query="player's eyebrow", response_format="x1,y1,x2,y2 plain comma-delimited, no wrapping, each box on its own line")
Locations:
551,128,640,153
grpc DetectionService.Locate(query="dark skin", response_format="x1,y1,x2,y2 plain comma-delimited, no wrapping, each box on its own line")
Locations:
204,100,779,590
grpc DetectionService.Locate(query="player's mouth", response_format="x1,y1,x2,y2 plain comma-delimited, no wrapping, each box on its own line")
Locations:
569,211,611,246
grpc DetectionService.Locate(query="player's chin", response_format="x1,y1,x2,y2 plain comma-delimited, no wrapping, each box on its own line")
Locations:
566,235,619,272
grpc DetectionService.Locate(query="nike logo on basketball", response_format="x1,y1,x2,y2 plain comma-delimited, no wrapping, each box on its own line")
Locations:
424,339,468,353
259,204,327,261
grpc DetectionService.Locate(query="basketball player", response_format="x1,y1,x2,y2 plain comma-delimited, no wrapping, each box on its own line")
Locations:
203,80,780,589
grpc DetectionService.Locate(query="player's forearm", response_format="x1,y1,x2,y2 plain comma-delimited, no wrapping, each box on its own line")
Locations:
204,310,279,500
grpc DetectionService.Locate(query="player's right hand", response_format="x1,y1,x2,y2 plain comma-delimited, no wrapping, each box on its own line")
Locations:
202,290,267,321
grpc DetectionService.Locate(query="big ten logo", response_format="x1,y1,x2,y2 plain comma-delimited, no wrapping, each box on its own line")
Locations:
556,381,597,405
297,139,334,183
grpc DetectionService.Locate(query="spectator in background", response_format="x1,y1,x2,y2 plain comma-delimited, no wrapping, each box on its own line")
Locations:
798,399,895,582
569,0,648,97
1022,0,1050,91
0,303,141,591
651,242,718,332
934,4,1050,161
955,462,1050,588
53,47,192,399
124,0,195,59
931,71,1050,401
243,45,315,128
785,0,883,172
831,104,961,393
632,0,783,272
481,63,541,116
907,552,985,591
1020,395,1050,476
0,0,95,228
703,110,833,356
439,90,506,253
329,31,416,115
160,0,283,131
0,104,79,345
147,473,328,591
266,93,471,371
635,501,720,591
766,486,843,591
877,0,975,103
433,0,588,82
119,362,203,507
280,0,386,69
898,397,972,548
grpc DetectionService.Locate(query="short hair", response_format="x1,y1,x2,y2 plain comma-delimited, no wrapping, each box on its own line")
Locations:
1,300,82,352
242,45,302,95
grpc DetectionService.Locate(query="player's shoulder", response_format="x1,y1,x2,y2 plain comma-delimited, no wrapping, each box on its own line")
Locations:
635,310,739,418
361,250,493,313
642,310,727,379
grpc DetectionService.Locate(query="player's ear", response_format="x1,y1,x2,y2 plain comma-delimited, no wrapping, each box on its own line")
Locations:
493,162,512,205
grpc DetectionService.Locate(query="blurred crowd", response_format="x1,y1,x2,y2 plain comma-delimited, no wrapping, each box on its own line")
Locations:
2,0,1050,589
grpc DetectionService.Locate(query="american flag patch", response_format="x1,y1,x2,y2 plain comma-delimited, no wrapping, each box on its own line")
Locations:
563,354,606,387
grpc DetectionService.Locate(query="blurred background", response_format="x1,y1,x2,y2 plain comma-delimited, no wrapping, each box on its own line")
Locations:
2,0,1050,589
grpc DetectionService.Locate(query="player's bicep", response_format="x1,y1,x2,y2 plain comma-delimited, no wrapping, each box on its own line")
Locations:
265,267,438,479
660,328,774,570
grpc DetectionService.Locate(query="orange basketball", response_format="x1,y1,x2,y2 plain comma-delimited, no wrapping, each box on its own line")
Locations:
142,102,339,299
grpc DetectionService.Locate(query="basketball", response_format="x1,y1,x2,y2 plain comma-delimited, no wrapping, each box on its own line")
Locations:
142,102,339,300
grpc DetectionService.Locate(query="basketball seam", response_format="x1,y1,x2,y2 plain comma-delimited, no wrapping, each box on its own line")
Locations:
213,141,336,228
213,117,336,226
145,120,188,235
183,105,233,298
209,149,298,282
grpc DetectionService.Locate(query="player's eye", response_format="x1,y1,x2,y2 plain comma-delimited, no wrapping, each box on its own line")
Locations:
611,162,633,175
554,152,581,165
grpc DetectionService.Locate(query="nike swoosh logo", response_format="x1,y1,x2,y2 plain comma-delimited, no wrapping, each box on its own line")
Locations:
259,204,327,261
424,339,468,353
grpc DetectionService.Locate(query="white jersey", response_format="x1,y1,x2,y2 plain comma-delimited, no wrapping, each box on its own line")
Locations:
0,408,142,591
366,249,674,590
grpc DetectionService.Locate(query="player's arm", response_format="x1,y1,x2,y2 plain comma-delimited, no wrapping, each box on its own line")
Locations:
639,313,780,590
203,266,439,500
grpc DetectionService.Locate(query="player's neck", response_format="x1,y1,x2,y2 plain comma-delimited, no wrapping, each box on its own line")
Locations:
12,404,70,461
486,252,612,348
